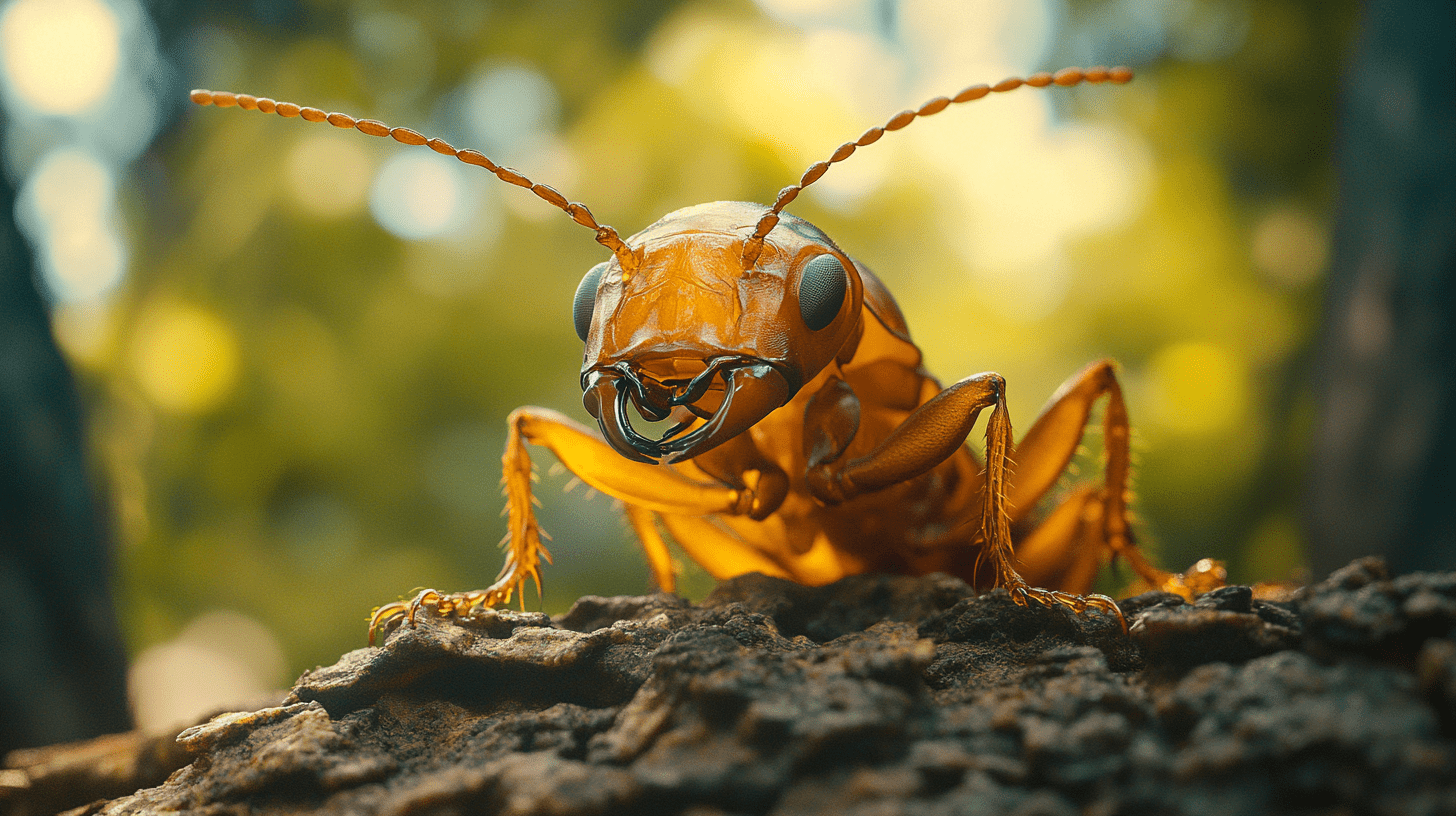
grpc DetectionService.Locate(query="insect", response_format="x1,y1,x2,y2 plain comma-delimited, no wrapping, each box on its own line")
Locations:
191,66,1224,643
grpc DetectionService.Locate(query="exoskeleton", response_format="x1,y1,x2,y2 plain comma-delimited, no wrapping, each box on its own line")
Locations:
190,66,1222,641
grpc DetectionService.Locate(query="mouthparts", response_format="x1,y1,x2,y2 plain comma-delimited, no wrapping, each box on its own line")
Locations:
583,359,793,464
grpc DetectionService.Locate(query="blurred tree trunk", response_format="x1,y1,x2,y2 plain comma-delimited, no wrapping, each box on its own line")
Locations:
0,151,132,752
1306,0,1456,577
0,0,305,756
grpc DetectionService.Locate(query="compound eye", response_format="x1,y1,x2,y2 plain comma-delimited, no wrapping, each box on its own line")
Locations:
573,262,607,341
798,254,847,331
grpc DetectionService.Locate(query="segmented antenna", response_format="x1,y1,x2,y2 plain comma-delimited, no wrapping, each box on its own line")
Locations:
188,89,639,272
739,66,1135,266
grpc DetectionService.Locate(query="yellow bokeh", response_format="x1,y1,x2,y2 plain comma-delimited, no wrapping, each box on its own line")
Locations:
27,148,125,301
0,0,120,114
128,300,241,414
648,9,867,168
1251,206,1328,287
285,131,373,219
1147,341,1250,436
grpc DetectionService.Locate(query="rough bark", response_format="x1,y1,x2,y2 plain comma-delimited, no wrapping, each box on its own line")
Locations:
6,560,1454,816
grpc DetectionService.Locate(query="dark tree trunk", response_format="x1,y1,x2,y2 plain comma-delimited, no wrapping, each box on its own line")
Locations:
0,150,132,752
1306,0,1456,577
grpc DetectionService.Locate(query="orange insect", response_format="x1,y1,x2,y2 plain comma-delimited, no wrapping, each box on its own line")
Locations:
190,67,1223,643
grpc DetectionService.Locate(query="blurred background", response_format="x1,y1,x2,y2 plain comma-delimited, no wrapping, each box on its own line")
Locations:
2,0,1450,748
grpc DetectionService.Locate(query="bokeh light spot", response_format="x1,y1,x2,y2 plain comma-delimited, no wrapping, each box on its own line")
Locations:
20,148,126,302
459,63,559,159
900,0,1054,78
285,131,373,219
754,0,851,20
369,152,467,240
28,147,111,219
931,108,1149,275
129,300,241,414
128,610,286,731
0,0,120,114
1251,206,1328,287
1147,341,1250,436
50,301,116,368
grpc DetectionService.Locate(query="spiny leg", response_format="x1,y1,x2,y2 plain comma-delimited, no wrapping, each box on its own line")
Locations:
983,389,1123,627
1007,360,1176,589
371,410,552,641
1015,486,1226,602
371,407,751,642
806,372,1124,628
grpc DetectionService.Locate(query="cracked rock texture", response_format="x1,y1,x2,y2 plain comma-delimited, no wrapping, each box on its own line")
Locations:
8,557,1456,816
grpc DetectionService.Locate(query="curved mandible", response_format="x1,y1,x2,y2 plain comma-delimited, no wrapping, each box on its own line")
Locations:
740,66,1135,265
188,89,639,273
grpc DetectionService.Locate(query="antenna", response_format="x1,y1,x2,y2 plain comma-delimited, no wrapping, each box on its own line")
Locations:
188,89,639,273
739,66,1134,265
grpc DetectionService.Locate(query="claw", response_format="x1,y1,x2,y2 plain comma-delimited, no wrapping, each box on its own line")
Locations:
368,588,445,645
367,580,529,644
368,600,409,646
1007,581,1127,633
410,588,443,621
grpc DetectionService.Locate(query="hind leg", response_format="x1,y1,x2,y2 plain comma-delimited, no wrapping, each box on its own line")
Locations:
1009,360,1223,598
806,371,1122,625
1013,485,1105,593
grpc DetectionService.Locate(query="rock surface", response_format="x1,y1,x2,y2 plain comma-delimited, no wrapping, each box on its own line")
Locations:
8,557,1456,816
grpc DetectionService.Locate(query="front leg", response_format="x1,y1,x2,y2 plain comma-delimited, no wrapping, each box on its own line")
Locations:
370,407,754,642
805,372,1123,627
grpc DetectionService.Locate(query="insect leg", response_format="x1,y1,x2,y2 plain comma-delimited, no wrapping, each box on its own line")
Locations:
1010,484,1107,593
504,408,749,516
1007,360,1180,587
623,504,675,593
805,372,1123,627
1006,360,1126,519
657,514,800,582
807,372,1007,504
805,372,1016,580
371,407,751,641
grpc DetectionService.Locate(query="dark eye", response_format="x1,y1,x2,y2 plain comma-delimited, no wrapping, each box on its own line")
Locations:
798,254,847,331
573,262,607,341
